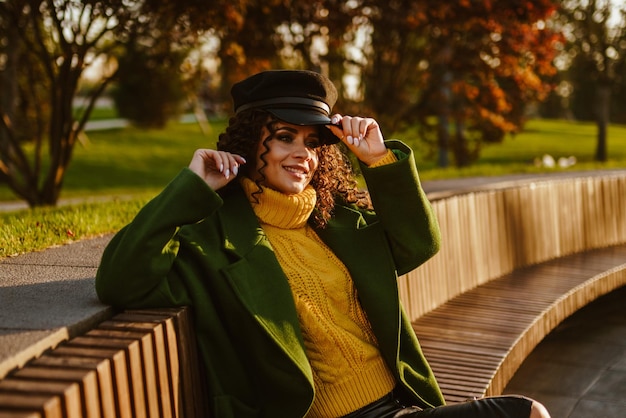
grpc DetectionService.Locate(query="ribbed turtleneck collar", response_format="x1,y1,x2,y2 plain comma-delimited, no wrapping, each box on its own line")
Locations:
240,177,317,229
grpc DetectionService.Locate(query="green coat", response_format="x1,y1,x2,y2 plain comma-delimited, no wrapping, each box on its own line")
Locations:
96,140,445,417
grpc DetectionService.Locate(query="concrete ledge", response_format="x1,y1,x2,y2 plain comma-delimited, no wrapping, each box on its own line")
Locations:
0,236,114,379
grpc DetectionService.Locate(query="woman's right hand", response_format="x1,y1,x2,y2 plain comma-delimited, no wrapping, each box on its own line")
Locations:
188,149,246,190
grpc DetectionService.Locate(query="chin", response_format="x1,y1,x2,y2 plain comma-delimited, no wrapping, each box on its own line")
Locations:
282,184,307,195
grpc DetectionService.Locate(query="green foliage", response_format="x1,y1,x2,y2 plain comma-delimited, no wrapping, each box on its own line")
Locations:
3,0,621,205
361,0,561,168
113,47,187,128
0,0,226,206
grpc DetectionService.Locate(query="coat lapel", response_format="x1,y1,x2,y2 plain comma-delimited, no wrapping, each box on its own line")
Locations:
217,187,313,379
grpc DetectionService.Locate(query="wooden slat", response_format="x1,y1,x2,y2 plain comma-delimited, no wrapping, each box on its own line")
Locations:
0,308,205,418
0,380,81,418
83,329,160,418
0,393,62,418
413,245,626,404
95,319,174,418
11,367,100,418
31,352,117,418
121,309,210,418
48,346,132,418
403,175,626,320
0,412,42,418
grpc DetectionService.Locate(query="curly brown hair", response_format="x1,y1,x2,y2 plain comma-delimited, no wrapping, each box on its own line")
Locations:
217,109,371,228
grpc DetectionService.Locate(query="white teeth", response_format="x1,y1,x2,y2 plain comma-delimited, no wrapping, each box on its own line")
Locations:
285,167,307,175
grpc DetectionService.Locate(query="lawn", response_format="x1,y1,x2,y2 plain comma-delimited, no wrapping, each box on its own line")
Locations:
402,119,626,178
1,117,626,258
63,121,223,198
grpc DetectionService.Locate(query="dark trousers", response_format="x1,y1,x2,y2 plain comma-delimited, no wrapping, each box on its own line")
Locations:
342,392,533,418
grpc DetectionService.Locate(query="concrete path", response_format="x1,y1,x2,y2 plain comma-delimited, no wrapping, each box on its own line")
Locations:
504,285,626,417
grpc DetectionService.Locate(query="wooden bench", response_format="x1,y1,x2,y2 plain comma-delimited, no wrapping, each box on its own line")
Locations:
0,308,208,418
2,255,624,416
401,173,626,403
1,171,624,416
412,244,626,404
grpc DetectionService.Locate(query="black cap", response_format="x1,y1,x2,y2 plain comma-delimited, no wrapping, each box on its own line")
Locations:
231,70,340,144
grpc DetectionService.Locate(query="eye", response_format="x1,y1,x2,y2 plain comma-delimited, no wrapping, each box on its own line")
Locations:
305,138,321,149
274,132,294,143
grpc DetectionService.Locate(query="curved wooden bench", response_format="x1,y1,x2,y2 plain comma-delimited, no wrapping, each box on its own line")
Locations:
0,308,208,418
1,171,624,415
400,171,626,403
412,244,626,404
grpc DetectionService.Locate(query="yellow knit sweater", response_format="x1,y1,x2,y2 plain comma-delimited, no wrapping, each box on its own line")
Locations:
241,172,396,417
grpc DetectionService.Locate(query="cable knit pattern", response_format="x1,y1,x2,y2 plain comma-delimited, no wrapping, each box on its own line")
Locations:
241,178,396,417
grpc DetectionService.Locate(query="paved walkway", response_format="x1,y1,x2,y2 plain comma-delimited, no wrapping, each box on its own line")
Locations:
503,284,626,417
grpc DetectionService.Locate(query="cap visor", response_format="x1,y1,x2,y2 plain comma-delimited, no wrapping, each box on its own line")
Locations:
269,108,331,125
268,108,340,145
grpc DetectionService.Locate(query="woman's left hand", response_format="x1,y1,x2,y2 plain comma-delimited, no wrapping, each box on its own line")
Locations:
327,114,388,166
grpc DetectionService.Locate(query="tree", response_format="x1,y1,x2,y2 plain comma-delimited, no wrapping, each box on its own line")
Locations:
0,0,232,206
558,0,626,162
113,44,189,128
111,7,199,129
1,1,117,206
211,1,360,112
0,1,136,206
358,0,560,167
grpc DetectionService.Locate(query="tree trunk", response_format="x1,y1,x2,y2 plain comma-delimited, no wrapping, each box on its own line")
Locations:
437,114,449,168
436,70,453,168
452,118,471,167
594,83,611,162
0,22,18,179
0,23,18,145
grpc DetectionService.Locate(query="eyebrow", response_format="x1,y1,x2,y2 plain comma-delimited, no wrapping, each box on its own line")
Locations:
275,125,320,138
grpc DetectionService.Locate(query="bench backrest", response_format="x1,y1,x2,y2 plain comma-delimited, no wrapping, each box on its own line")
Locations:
400,174,626,319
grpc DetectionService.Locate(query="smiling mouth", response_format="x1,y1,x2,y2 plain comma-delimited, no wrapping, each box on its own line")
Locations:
284,166,308,177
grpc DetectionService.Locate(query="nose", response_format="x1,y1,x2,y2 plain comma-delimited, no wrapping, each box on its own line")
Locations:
293,139,315,160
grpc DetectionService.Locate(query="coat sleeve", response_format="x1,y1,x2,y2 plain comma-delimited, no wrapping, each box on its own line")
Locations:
359,140,441,276
95,168,222,308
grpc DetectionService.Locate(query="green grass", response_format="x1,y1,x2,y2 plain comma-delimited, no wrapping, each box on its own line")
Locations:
0,196,151,258
0,119,224,201
74,105,119,121
402,119,626,179
1,118,626,259
63,120,223,197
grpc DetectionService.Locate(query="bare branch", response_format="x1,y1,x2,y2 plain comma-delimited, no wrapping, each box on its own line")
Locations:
28,4,56,83
0,113,36,184
74,73,118,134
46,0,69,50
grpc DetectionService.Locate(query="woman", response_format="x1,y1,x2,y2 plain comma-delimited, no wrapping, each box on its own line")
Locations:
96,70,549,418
